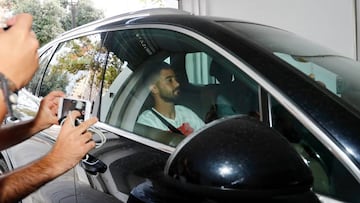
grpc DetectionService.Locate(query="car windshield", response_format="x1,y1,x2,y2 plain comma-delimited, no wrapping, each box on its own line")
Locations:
221,22,360,115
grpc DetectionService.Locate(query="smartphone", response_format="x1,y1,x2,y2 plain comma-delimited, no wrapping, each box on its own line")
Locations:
58,97,91,122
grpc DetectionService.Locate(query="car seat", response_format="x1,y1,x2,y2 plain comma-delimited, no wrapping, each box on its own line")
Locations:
206,60,259,122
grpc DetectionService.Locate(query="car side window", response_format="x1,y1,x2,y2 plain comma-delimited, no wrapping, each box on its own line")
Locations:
103,28,260,146
274,52,360,113
27,46,55,94
184,52,260,123
39,34,106,105
15,47,57,119
271,97,360,202
98,49,130,122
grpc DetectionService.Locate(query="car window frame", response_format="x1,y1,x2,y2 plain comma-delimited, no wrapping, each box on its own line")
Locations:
49,24,360,190
152,24,360,184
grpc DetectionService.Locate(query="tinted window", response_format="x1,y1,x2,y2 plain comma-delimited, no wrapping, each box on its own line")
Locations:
271,97,360,202
27,46,55,94
97,48,130,122
39,34,105,104
103,28,260,146
275,53,360,113
16,47,56,119
223,22,360,115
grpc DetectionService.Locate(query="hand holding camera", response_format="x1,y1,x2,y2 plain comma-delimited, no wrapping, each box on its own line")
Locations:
56,97,107,174
57,98,91,125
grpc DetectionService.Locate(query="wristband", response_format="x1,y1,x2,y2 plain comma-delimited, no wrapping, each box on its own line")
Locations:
0,72,18,119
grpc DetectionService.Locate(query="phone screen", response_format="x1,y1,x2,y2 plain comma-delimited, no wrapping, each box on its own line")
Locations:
58,98,91,121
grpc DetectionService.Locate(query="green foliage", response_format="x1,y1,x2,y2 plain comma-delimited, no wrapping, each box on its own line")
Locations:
39,36,121,97
9,0,65,46
39,69,69,96
4,0,119,97
4,0,104,45
104,52,122,89
61,0,104,31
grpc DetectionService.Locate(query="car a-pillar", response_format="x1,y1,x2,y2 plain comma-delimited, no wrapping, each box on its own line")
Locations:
129,116,320,203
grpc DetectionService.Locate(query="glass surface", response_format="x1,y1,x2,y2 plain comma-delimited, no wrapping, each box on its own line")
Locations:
271,97,360,202
27,47,55,94
222,22,360,115
39,34,105,103
103,28,260,145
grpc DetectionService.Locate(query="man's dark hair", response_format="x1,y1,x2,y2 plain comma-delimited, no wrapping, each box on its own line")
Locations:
144,61,173,85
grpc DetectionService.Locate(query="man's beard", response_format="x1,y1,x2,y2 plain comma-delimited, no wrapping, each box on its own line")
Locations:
160,88,179,103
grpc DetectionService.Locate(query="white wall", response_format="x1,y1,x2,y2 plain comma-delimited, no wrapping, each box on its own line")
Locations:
179,0,359,60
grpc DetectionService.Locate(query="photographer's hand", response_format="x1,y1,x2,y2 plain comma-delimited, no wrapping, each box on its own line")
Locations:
0,13,39,90
33,91,65,132
46,111,97,172
0,111,97,202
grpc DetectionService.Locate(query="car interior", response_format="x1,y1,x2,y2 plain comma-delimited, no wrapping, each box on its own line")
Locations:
102,28,260,145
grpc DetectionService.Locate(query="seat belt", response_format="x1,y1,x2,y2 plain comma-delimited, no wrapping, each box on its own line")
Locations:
151,109,184,135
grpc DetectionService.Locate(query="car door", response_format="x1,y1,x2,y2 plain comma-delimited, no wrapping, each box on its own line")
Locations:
92,25,360,202
268,52,360,203
89,27,262,202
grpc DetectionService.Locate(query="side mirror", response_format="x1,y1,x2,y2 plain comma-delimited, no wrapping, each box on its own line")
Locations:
162,116,319,202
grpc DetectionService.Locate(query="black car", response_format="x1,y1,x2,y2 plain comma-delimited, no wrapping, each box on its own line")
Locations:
2,8,360,203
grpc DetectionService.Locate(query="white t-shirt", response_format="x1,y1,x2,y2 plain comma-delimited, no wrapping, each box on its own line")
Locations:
137,105,205,136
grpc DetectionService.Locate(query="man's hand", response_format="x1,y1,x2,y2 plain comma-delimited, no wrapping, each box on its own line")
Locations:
0,111,98,203
33,91,65,131
46,111,98,174
0,13,39,90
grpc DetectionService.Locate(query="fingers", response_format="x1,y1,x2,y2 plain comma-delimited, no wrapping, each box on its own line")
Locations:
5,15,16,27
45,91,65,102
9,13,39,51
82,131,96,148
40,91,64,113
9,13,33,32
78,117,98,132
61,111,97,151
63,111,98,129
63,111,81,127
48,91,66,98
0,13,39,89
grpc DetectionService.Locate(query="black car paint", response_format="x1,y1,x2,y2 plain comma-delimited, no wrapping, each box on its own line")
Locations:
129,117,319,203
100,14,360,168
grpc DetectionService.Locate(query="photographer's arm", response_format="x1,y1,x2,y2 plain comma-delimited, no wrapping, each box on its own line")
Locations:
0,13,42,150
0,111,97,202
0,91,64,151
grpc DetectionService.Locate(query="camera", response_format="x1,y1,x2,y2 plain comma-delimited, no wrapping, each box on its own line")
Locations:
58,97,91,122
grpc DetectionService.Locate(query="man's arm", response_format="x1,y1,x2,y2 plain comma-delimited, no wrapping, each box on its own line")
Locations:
0,91,64,151
0,153,65,203
0,13,43,150
0,119,43,151
0,111,97,202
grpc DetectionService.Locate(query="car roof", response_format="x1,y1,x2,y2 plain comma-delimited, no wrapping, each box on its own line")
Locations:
39,8,254,53
64,8,190,37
